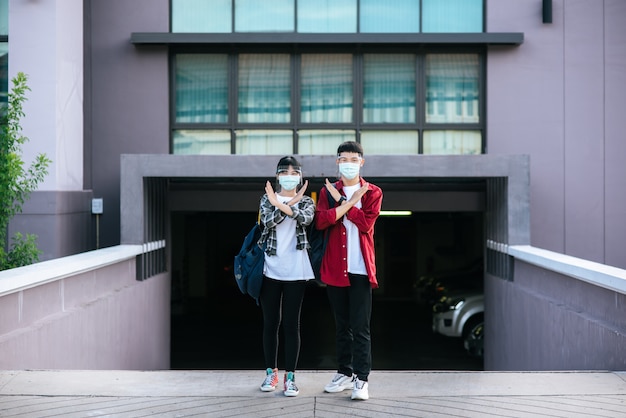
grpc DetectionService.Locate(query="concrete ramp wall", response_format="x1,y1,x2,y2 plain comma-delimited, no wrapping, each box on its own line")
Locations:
0,246,170,370
486,246,626,371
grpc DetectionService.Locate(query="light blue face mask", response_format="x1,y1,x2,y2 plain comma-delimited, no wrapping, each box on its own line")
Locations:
278,175,300,191
339,162,360,180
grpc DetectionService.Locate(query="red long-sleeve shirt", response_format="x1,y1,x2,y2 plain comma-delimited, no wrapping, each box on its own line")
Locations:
315,178,383,288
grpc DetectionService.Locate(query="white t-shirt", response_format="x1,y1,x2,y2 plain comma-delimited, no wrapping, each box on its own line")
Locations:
263,195,315,281
342,184,367,275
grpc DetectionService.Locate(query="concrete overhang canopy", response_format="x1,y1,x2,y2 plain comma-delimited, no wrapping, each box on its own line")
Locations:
120,154,530,247
130,32,523,47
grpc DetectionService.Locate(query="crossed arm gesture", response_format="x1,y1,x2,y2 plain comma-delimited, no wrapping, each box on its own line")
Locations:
265,180,309,216
324,178,368,221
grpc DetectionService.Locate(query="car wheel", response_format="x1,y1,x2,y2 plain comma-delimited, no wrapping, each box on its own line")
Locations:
462,315,484,358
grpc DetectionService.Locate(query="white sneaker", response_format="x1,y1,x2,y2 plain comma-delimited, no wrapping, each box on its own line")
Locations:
351,377,369,400
324,373,354,393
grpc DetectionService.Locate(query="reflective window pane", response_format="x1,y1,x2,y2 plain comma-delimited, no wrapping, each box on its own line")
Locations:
171,50,485,156
236,130,293,154
176,54,228,123
172,0,231,33
0,43,7,113
301,54,352,123
425,54,479,123
236,0,294,32
422,0,483,33
173,130,231,154
0,0,7,36
297,0,356,33
363,54,415,123
360,0,419,33
361,131,418,154
298,130,355,155
238,54,290,123
423,131,481,155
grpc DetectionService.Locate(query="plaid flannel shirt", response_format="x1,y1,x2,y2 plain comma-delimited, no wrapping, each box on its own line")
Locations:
257,193,315,256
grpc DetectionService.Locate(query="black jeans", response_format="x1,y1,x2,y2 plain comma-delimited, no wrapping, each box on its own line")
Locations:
260,277,307,372
326,274,372,381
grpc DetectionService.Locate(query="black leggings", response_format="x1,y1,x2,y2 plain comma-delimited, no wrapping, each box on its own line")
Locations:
259,277,307,372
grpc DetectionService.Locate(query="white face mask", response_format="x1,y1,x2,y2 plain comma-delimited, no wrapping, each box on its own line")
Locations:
339,162,360,180
278,175,300,191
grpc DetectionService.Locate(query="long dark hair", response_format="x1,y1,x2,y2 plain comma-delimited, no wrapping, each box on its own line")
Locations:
276,156,302,174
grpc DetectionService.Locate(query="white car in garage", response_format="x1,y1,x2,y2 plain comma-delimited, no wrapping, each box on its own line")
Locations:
432,292,484,357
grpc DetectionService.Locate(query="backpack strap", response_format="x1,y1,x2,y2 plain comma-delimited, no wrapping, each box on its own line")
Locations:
326,186,336,207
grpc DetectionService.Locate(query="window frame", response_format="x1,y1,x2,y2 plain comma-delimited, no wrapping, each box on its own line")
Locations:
169,44,486,155
169,0,486,34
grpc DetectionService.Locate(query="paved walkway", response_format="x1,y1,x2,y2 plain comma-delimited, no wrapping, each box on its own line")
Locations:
1,370,625,417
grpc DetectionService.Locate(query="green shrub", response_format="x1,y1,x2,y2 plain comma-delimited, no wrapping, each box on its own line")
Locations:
0,72,51,270
2,233,42,269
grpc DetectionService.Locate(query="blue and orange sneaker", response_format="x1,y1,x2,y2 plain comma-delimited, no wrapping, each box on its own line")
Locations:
260,368,279,392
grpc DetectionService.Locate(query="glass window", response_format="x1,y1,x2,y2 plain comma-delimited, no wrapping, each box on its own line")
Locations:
172,0,232,33
422,0,483,33
361,131,419,154
172,51,484,156
297,0,356,33
238,54,291,123
235,0,294,32
301,54,353,123
0,0,6,115
0,43,7,113
363,54,416,123
176,54,228,123
173,130,231,154
170,0,485,34
360,0,419,33
425,54,479,123
423,131,481,154
0,0,7,36
235,130,293,154
298,130,355,155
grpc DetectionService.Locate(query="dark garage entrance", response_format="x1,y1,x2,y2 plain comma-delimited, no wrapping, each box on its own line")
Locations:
121,153,530,373
169,209,484,371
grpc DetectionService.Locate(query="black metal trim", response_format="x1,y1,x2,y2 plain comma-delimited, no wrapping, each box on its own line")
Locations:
131,32,523,46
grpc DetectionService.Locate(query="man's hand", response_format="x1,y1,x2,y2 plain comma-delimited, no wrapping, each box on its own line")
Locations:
324,178,342,202
349,182,369,205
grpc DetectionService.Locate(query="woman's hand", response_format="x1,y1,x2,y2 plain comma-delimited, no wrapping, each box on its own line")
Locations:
287,180,308,205
265,181,280,207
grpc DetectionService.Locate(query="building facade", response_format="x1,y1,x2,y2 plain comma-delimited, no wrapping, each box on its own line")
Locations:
4,0,626,370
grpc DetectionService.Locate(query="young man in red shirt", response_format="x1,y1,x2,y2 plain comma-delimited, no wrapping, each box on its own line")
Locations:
315,141,383,401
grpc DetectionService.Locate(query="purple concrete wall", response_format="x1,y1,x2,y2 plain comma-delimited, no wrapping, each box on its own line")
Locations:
563,1,605,263
88,0,170,248
487,0,566,252
487,0,626,269
604,1,626,269
485,260,626,371
0,256,170,370
9,191,95,261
